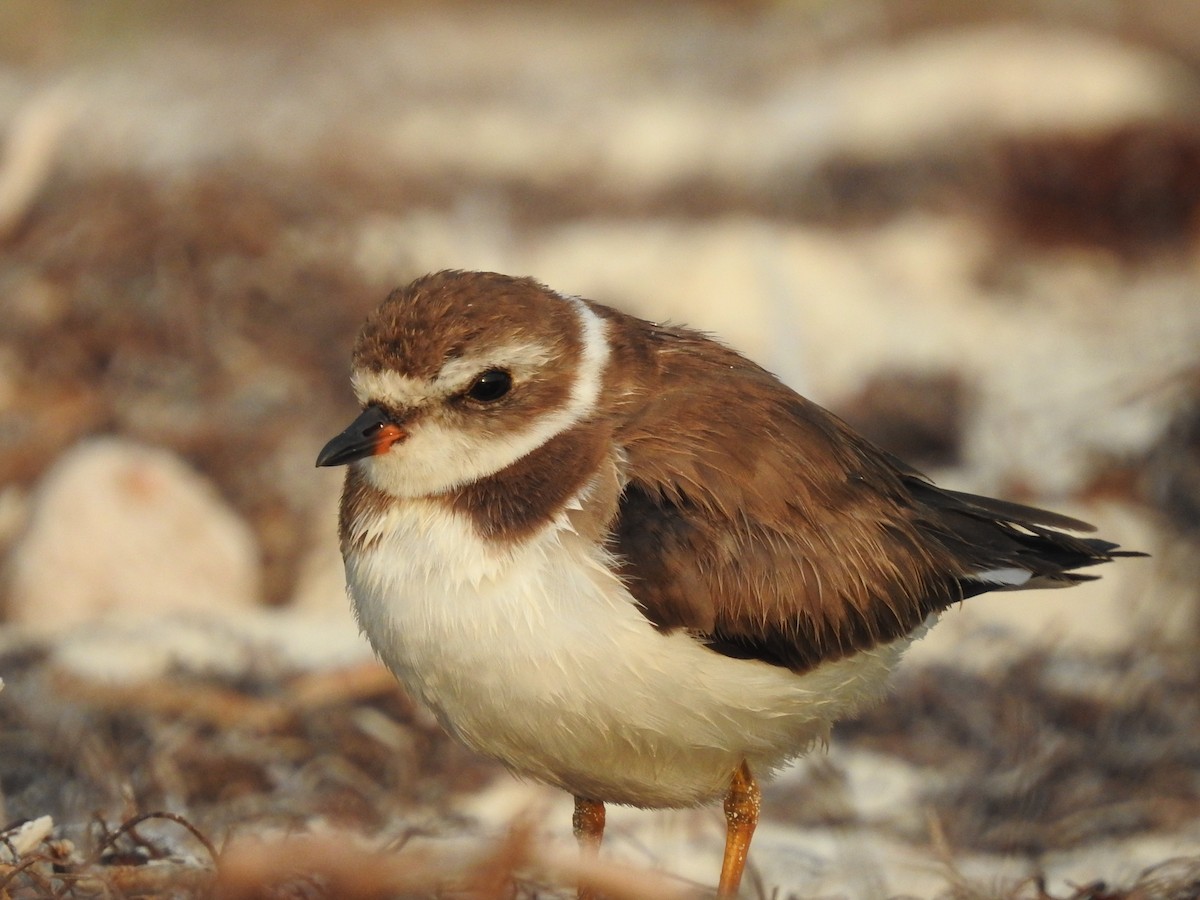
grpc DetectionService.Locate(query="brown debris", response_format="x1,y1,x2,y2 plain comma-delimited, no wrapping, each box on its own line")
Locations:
839,646,1200,855
994,123,1200,258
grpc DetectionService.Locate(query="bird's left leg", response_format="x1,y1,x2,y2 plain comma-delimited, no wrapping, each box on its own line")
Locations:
573,796,605,900
717,761,761,898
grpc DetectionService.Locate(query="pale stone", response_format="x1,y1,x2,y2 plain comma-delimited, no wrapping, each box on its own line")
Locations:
8,815,53,857
49,609,371,684
6,438,260,632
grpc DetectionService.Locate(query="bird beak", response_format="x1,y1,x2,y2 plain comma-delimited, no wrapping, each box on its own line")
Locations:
316,405,407,467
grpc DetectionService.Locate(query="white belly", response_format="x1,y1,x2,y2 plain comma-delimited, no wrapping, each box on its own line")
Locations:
345,498,917,808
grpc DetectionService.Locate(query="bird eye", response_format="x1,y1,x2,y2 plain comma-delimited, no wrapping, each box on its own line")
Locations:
465,369,512,403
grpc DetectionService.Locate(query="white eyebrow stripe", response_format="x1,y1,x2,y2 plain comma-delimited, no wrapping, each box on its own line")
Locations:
434,341,558,387
352,368,428,407
352,342,554,406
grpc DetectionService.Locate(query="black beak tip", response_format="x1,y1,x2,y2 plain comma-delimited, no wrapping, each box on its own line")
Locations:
315,435,361,468
317,405,395,468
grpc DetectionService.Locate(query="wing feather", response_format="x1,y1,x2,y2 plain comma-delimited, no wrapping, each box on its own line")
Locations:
606,321,1131,673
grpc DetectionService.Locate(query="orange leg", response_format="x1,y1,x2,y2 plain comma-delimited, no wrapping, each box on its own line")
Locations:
717,761,761,898
573,796,605,900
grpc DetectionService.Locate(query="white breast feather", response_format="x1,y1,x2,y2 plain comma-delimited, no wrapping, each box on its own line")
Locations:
344,491,922,808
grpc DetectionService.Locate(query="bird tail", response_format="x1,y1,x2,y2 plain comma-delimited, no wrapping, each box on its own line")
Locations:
906,480,1146,596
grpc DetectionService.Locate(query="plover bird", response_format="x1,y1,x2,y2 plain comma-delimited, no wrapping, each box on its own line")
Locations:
317,270,1138,897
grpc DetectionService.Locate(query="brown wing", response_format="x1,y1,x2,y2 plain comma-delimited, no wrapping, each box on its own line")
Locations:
607,322,1131,673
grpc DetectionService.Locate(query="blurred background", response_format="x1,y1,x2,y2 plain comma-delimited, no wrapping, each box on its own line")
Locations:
0,1,1198,897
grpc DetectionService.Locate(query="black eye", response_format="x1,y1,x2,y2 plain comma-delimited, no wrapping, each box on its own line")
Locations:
465,369,512,403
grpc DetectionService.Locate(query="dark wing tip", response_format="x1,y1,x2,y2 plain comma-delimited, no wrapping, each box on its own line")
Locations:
937,488,1100,533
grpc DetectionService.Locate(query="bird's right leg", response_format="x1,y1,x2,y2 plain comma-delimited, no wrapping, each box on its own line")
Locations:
572,796,606,900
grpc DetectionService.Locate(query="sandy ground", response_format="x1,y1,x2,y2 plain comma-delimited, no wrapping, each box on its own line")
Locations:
0,1,1199,897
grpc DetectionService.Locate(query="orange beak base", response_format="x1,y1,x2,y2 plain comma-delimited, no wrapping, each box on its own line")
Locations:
316,406,407,467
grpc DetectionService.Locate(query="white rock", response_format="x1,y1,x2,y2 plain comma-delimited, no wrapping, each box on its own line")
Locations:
6,438,260,632
8,815,53,857
50,608,371,684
